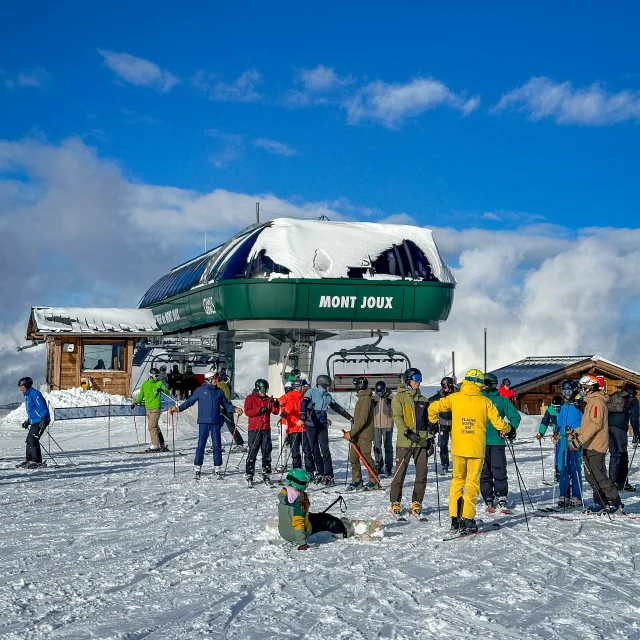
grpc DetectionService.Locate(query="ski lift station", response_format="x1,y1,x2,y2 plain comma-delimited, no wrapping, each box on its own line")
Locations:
24,218,456,394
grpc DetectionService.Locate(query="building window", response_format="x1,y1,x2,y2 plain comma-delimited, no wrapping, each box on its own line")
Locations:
244,249,291,279
83,343,125,371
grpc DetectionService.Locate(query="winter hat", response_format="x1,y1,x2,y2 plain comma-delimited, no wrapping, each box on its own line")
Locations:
285,468,309,491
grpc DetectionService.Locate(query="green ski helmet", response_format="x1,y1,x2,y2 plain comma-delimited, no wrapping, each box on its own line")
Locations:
483,372,498,390
285,468,310,491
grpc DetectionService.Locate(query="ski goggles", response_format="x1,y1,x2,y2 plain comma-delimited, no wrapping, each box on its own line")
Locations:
412,373,423,383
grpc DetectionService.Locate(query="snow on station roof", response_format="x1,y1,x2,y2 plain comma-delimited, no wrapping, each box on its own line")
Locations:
27,307,162,338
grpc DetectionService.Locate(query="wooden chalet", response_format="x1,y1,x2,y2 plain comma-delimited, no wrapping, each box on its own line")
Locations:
26,307,162,397
490,355,640,415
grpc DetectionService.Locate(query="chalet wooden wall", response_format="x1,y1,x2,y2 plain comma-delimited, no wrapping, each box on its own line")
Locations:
46,336,136,397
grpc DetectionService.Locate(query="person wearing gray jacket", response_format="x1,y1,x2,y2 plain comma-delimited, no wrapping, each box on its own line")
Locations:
372,381,394,476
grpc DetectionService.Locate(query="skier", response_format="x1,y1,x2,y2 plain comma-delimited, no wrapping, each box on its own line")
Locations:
568,375,623,514
276,380,294,470
537,395,563,482
278,468,349,550
170,371,241,477
343,377,379,491
428,376,456,474
608,384,638,492
299,374,353,487
428,369,511,533
214,372,246,452
499,378,516,403
390,368,434,518
629,383,640,447
244,379,280,486
281,380,314,475
372,381,394,476
132,368,171,452
168,364,183,400
182,366,198,398
17,376,51,469
158,365,169,384
481,373,521,512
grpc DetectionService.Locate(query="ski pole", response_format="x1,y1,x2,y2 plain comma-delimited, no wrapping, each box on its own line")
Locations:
322,494,347,514
433,439,441,527
171,412,176,477
621,437,638,493
505,438,530,531
39,438,60,468
505,437,535,509
539,438,546,484
376,442,416,511
581,449,613,521
45,428,75,466
278,445,293,484
132,408,140,453
348,437,381,487
223,414,240,477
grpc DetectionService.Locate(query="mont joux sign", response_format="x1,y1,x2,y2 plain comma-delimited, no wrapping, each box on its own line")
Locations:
312,285,404,319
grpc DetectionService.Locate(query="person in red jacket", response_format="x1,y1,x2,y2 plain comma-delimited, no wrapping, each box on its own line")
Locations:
282,380,316,477
499,378,516,403
244,378,280,487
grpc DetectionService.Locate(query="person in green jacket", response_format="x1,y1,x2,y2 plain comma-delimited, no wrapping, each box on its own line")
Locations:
132,367,171,452
343,377,379,491
278,468,348,550
481,373,521,511
390,368,435,517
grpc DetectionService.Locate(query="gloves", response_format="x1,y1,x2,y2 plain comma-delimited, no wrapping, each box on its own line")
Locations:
426,439,435,457
299,412,307,423
501,425,516,441
169,406,179,414
404,429,420,444
258,406,269,416
22,420,30,429
568,431,582,451
271,398,280,409
427,421,439,436
342,430,352,441
280,410,288,420
535,432,543,441
297,544,309,551
234,407,243,416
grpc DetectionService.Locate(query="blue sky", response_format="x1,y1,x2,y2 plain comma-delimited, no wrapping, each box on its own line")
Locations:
2,2,640,400
2,2,639,230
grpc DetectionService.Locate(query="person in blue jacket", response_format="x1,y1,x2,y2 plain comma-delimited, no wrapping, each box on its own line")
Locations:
17,376,51,469
170,370,243,479
555,381,584,507
537,395,563,482
299,374,353,488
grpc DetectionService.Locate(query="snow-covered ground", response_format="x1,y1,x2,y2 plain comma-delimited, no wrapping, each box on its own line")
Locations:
1,402,640,639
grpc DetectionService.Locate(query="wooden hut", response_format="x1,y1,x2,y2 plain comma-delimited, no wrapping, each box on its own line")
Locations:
490,355,640,414
26,307,162,396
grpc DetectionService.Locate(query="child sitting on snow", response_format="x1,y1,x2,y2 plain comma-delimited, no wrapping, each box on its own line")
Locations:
278,468,349,550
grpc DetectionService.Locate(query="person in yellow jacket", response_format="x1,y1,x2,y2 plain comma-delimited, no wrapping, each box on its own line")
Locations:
428,369,514,533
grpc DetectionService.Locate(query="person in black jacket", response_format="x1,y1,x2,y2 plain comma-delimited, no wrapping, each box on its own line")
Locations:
428,377,456,474
608,383,640,492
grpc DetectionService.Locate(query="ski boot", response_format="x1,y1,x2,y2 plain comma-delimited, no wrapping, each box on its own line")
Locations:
160,445,170,452
324,476,336,487
314,475,325,485
363,480,381,491
15,460,30,469
568,496,582,508
214,466,223,479
485,500,497,514
440,464,449,475
307,471,315,484
346,481,363,492
411,501,422,517
605,502,626,515
557,496,568,508
584,503,605,515
246,474,254,488
460,518,478,534
194,465,202,480
262,471,271,486
231,445,246,453
621,483,636,492
391,502,402,517
498,497,512,514
145,446,160,453
450,516,460,531
25,461,46,470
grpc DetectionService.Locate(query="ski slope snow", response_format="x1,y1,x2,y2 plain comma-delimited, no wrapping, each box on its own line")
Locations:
1,406,640,639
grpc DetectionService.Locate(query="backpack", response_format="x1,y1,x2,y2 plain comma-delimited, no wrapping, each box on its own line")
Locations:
608,390,629,414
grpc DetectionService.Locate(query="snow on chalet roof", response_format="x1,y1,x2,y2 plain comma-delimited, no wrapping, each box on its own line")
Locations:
29,307,161,336
490,355,640,388
247,218,456,283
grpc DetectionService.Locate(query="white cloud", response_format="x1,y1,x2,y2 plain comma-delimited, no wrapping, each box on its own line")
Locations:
253,138,297,157
4,137,640,403
2,67,50,90
345,77,481,128
193,69,262,102
204,129,244,167
285,65,354,107
98,50,179,93
493,76,640,125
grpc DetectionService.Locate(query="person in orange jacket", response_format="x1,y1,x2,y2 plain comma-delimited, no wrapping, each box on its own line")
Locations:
282,380,316,477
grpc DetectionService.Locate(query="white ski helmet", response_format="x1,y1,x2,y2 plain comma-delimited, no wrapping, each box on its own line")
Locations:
579,374,599,391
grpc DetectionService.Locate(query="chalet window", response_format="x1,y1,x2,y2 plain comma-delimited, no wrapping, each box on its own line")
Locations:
83,343,125,371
